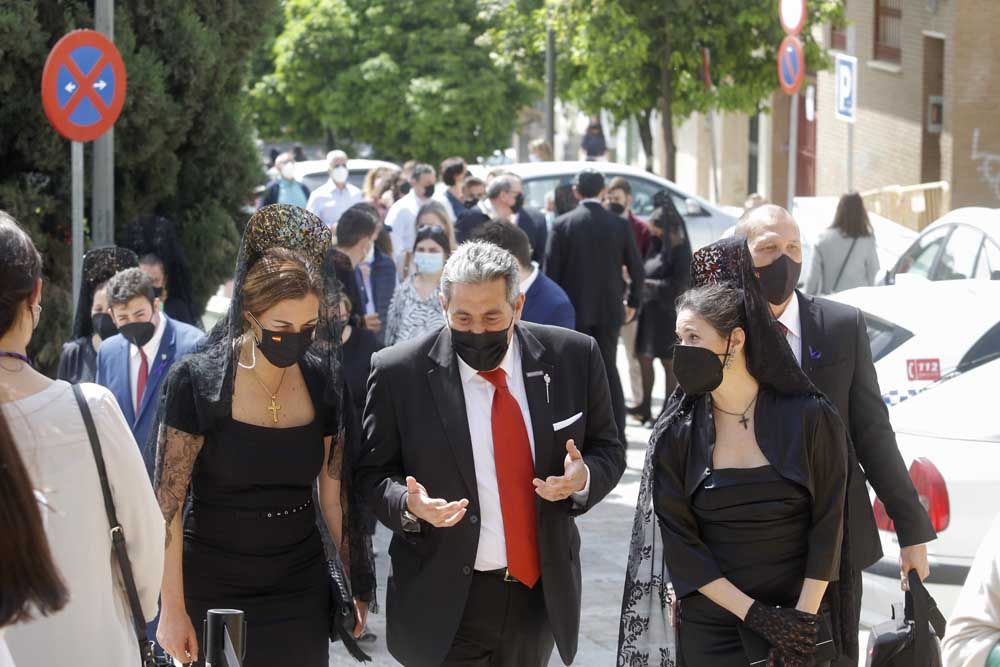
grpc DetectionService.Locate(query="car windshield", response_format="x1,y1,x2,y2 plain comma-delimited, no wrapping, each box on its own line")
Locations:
865,313,914,362
522,173,690,218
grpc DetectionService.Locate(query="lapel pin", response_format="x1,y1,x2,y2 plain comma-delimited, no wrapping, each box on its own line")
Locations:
543,373,551,404
809,346,822,361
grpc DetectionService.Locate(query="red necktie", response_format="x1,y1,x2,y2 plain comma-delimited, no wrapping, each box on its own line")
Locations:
136,348,149,411
776,321,790,337
479,368,541,588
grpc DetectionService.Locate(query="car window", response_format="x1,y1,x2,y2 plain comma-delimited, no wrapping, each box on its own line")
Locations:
303,171,328,194
934,224,985,281
894,225,950,280
863,313,914,362
523,176,570,213
960,320,1000,371
978,239,1000,280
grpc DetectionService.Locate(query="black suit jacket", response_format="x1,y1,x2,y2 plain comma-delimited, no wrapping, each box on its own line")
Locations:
356,322,625,666
455,206,548,267
547,202,644,330
797,292,936,569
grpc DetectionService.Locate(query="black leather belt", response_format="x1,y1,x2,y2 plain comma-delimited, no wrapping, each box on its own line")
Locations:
477,568,522,584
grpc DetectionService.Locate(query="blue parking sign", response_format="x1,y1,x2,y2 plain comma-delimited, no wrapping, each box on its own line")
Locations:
835,53,858,123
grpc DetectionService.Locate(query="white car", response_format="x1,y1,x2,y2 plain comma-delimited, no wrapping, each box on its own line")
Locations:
860,356,1000,627
294,158,401,194
829,281,1000,405
503,161,737,250
884,207,1000,285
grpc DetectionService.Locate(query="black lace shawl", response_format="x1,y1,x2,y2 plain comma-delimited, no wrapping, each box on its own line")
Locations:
70,246,139,339
618,236,856,664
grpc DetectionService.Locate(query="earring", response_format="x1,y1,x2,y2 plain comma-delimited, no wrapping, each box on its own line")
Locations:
723,355,733,370
237,334,257,370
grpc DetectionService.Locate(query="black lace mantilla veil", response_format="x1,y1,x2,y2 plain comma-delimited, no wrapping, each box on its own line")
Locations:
617,236,856,665
71,246,139,339
153,204,375,604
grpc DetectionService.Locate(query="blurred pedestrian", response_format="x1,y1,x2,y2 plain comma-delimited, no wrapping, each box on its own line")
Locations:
580,116,607,161
738,205,937,665
943,512,1000,666
384,225,450,347
327,205,378,330
471,220,575,329
386,163,437,270
415,200,458,255
353,203,397,346
806,192,880,295
456,173,547,266
0,212,164,667
261,151,310,208
372,169,402,220
437,156,469,222
529,138,554,162
462,175,486,209
292,144,308,162
338,293,378,418
96,268,204,475
306,149,364,230
356,240,625,667
58,246,139,384
554,183,577,216
153,205,374,666
364,166,395,220
547,168,644,441
126,214,198,326
629,199,693,425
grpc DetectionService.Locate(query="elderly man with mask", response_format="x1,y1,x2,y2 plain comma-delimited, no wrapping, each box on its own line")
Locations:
306,149,364,230
455,172,547,267
737,205,937,666
262,151,311,208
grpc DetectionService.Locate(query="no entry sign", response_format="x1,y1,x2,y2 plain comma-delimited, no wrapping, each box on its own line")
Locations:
777,35,806,95
41,30,126,142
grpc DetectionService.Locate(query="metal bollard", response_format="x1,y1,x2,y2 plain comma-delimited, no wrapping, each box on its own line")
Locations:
204,609,246,667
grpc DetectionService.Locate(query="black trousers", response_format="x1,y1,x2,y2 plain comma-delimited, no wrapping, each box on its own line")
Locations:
441,571,555,667
579,323,626,441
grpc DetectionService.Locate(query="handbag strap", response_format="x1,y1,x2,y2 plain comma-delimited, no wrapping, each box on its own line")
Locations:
831,236,860,293
72,385,154,661
904,570,947,664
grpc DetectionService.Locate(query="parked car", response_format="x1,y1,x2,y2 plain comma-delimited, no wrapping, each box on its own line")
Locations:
294,158,401,194
503,161,736,250
860,356,1000,627
884,207,1000,284
829,280,1000,405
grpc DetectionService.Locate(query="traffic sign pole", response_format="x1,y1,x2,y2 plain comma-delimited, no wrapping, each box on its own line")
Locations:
92,0,115,248
846,26,856,192
787,92,799,210
71,141,84,312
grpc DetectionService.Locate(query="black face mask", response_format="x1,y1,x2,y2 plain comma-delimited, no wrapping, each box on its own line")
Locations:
672,339,731,396
250,315,315,369
608,202,626,216
423,184,436,199
91,312,119,341
119,321,156,348
756,254,802,306
451,320,513,372
512,193,525,214
463,197,479,209
399,181,411,196
151,286,165,300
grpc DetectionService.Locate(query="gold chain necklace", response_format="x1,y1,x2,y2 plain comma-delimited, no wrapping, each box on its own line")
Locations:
249,367,287,424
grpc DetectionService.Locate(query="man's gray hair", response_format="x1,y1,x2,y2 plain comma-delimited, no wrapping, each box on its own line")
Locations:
735,203,794,240
411,163,436,181
326,149,348,165
486,174,519,201
441,241,521,306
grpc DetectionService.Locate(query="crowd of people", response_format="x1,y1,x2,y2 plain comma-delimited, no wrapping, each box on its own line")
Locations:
0,147,989,667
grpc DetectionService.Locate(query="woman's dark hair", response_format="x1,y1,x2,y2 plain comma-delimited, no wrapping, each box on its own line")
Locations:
831,192,873,238
242,248,322,330
413,225,451,258
554,184,577,216
0,409,69,625
0,212,43,338
675,284,749,361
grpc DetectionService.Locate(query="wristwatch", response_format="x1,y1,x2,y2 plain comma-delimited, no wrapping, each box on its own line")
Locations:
401,505,421,533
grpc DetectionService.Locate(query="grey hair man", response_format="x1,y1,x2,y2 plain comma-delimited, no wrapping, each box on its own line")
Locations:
357,240,625,667
305,149,363,230
737,204,937,666
455,171,548,268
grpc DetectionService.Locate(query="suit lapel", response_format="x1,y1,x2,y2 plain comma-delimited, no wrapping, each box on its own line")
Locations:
426,329,480,505
137,317,176,422
516,325,557,478
797,291,824,378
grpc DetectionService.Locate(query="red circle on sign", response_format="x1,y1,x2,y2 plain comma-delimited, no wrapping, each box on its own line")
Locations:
41,30,127,142
777,35,806,95
779,0,808,36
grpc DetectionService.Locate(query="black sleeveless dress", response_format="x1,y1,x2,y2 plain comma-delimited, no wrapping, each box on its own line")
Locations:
182,416,330,667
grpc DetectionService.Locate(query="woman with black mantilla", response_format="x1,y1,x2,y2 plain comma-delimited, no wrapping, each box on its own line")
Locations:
618,237,852,667
153,205,374,666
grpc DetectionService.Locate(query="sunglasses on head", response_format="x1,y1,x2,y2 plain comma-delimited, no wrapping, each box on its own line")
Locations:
417,224,447,235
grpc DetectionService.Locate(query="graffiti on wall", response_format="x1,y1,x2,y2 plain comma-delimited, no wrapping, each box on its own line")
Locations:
971,129,1000,201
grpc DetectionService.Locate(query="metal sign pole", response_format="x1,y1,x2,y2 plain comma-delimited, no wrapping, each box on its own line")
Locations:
71,141,84,312
846,26,856,192
92,0,115,247
787,92,800,210
707,110,721,203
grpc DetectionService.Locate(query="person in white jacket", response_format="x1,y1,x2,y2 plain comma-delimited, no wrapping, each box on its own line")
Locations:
944,512,1000,666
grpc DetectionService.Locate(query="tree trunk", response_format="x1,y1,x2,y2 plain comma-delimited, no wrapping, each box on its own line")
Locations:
659,34,676,181
325,128,336,152
637,110,655,173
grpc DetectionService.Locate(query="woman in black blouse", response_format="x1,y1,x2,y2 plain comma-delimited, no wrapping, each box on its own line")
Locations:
619,237,850,667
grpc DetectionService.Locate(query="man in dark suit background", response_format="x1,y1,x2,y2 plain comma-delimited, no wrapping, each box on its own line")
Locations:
546,168,644,440
738,205,937,665
471,220,575,330
356,241,625,666
455,172,547,267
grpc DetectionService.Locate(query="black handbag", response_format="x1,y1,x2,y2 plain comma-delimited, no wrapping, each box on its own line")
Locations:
73,385,162,667
326,558,371,662
865,570,947,667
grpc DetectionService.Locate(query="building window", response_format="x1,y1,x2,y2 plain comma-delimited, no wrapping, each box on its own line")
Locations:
874,0,902,62
831,1,847,50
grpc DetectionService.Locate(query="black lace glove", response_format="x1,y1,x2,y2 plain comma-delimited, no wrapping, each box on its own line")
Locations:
767,648,815,667
744,601,819,660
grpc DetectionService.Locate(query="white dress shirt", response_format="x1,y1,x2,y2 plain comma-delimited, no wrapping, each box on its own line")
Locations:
457,335,589,571
129,314,167,414
306,179,363,229
778,292,803,367
519,261,540,294
385,191,431,268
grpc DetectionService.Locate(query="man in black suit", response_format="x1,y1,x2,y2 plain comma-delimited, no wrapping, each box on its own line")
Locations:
738,205,937,665
455,172,548,267
546,168,644,440
356,241,625,667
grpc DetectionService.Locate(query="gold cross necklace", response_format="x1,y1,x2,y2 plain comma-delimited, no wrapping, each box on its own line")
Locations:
249,367,287,424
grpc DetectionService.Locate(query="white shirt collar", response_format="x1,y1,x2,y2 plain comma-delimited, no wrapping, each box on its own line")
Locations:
580,197,603,205
520,262,540,294
130,312,167,361
777,292,802,339
457,330,520,385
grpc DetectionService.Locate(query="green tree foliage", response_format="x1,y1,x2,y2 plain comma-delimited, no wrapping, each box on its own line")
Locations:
0,0,277,372
486,0,844,177
248,0,533,166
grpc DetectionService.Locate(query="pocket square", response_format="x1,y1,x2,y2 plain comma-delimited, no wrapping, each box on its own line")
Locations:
553,412,583,431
